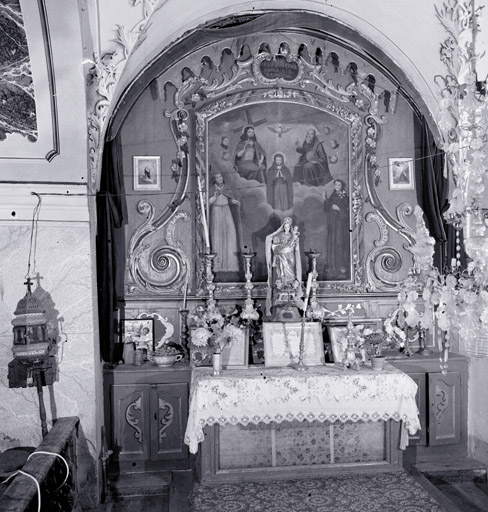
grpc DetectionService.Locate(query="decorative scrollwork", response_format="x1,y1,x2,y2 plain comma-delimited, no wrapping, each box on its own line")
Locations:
365,246,404,292
396,202,415,234
365,212,389,247
125,395,142,444
127,205,191,295
158,399,174,441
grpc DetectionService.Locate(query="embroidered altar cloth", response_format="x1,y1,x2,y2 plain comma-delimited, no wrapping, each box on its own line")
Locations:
184,363,420,454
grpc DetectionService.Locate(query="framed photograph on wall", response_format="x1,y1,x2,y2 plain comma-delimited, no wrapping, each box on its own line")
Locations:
133,156,161,191
121,318,154,352
388,157,414,190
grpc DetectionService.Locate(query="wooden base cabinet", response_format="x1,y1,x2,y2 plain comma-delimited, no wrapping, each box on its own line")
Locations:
390,353,468,461
104,363,191,473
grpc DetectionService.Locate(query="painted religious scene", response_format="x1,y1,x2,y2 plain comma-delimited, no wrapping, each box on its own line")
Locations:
206,102,351,282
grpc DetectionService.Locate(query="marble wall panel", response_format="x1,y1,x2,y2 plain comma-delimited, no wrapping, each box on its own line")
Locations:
0,222,99,457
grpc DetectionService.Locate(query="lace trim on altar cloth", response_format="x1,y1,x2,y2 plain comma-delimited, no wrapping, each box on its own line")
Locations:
184,412,416,454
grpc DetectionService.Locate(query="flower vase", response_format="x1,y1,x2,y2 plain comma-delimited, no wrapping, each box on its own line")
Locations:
213,350,222,376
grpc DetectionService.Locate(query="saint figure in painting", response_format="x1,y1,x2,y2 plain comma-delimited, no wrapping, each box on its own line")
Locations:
209,172,241,272
324,179,350,278
294,128,332,186
265,217,302,316
234,125,267,183
266,153,294,211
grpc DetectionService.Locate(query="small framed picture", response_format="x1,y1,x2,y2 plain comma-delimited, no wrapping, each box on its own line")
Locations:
221,329,249,369
263,321,325,367
388,157,414,190
326,318,382,364
328,326,348,364
133,156,161,191
121,318,154,352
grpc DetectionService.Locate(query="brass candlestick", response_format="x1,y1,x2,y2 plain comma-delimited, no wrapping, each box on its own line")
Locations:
416,326,430,356
291,316,309,371
241,250,259,320
202,252,217,313
179,309,190,359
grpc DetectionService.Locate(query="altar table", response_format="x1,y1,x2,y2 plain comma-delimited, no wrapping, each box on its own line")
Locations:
184,363,421,455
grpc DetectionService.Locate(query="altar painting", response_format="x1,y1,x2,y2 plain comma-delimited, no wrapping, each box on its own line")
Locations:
206,102,351,283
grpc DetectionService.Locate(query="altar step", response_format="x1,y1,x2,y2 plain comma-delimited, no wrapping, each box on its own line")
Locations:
411,457,488,512
105,471,172,511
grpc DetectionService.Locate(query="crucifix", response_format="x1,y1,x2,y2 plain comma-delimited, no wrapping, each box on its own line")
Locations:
233,108,268,133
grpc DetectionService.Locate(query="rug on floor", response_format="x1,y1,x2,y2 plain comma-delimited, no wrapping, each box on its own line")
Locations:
190,471,444,512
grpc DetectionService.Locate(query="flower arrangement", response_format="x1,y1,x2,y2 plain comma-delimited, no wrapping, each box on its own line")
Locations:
190,304,251,354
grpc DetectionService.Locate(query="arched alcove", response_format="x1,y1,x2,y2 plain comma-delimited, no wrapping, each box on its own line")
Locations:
96,9,446,364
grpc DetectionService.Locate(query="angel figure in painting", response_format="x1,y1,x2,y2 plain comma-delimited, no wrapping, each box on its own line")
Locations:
265,217,302,318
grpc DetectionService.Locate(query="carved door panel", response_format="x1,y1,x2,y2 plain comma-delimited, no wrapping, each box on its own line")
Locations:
112,384,150,461
150,383,189,461
428,371,461,446
407,372,427,446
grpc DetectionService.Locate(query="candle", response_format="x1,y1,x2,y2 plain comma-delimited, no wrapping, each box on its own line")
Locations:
197,177,211,251
451,257,457,268
303,273,313,313
183,273,188,310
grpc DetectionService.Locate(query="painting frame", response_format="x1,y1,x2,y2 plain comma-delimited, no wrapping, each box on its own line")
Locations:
121,318,155,352
133,155,161,191
388,157,414,191
263,321,325,368
195,90,364,296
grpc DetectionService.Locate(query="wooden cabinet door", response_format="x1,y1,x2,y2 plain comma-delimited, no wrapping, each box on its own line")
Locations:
150,383,189,461
428,371,461,446
112,384,150,461
407,372,427,446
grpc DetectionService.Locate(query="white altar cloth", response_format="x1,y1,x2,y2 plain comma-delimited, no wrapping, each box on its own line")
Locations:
184,363,421,454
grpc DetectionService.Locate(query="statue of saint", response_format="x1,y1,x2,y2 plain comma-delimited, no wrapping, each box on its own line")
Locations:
265,217,302,317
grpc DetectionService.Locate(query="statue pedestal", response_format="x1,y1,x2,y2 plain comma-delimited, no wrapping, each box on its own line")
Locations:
270,305,301,322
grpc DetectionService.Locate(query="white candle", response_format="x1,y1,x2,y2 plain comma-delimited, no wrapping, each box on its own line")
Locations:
197,177,211,251
303,273,313,313
451,257,457,268
183,274,188,310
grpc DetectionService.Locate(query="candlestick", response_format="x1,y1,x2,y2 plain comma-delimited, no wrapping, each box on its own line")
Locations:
241,251,259,320
202,252,217,311
179,309,190,360
197,176,211,251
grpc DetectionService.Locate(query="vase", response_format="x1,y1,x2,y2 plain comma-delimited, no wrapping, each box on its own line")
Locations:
371,355,385,371
212,350,222,376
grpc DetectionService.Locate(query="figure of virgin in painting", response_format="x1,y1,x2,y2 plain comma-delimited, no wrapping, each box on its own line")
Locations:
266,153,293,211
209,172,241,272
265,217,302,317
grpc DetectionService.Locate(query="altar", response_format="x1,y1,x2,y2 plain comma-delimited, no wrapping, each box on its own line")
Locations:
184,363,421,483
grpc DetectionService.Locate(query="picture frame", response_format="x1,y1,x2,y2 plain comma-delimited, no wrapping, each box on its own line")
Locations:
326,318,382,364
189,328,249,369
121,318,155,352
196,94,363,294
388,157,414,190
262,321,325,367
133,156,161,191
